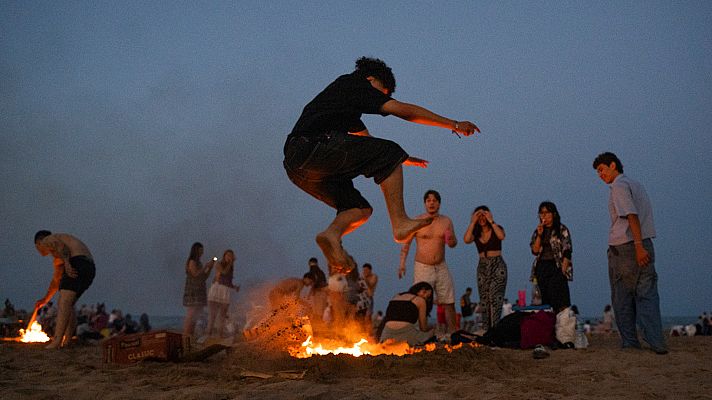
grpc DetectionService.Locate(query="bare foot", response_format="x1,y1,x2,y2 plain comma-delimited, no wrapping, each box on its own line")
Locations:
316,232,353,273
394,217,433,243
333,254,357,275
45,340,61,350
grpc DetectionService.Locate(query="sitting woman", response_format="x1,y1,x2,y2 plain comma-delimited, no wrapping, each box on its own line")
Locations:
379,282,435,346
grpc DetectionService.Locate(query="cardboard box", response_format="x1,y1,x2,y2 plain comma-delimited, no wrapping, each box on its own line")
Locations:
102,330,189,364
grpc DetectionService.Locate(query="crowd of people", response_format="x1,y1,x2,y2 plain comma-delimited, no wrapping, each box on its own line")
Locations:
24,56,677,357
37,302,152,342
0,297,151,343
670,312,712,337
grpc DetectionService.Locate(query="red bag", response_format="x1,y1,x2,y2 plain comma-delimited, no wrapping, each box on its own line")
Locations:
520,310,555,349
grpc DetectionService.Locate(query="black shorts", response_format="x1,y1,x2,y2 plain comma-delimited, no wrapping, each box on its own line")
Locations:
283,131,408,213
59,256,96,299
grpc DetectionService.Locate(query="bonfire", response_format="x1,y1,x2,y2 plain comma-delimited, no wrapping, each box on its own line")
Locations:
19,320,51,343
244,291,480,358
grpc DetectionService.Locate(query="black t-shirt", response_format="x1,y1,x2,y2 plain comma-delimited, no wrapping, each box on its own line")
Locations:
310,266,328,289
290,72,392,136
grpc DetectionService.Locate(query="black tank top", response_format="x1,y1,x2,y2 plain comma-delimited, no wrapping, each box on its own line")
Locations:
475,228,503,254
385,297,419,324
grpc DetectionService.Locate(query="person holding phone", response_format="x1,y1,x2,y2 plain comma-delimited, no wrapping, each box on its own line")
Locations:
206,249,239,338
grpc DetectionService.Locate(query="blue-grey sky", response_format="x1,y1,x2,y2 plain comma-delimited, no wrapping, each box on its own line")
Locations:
2,1,711,318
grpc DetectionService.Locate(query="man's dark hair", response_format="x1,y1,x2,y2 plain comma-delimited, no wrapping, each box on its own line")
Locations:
593,152,624,173
354,56,396,94
308,257,318,264
423,189,441,203
34,230,52,243
303,272,315,281
362,263,372,270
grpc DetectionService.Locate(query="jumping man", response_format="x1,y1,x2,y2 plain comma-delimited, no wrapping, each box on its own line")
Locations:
283,57,479,273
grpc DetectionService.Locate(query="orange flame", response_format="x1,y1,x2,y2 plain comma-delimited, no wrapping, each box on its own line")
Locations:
19,321,51,343
288,335,479,358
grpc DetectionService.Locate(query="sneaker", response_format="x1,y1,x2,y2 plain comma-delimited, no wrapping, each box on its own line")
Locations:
533,344,550,359
437,333,451,344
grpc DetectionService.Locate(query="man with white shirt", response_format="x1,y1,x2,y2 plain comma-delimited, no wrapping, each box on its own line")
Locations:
593,152,667,355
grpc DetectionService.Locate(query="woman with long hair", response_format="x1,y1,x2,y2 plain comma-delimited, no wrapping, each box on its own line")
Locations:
379,281,435,345
463,205,507,330
182,242,214,337
206,249,239,337
530,201,574,345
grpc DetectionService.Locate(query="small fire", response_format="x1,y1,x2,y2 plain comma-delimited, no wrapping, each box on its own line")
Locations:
19,321,51,343
288,335,478,358
292,336,370,358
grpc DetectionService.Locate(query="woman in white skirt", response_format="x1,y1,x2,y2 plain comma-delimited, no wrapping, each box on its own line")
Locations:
206,249,239,337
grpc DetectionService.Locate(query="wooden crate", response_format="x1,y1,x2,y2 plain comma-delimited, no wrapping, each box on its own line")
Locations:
102,330,188,364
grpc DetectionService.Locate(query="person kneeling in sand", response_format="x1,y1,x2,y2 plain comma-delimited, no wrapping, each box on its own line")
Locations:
33,230,96,349
379,282,435,346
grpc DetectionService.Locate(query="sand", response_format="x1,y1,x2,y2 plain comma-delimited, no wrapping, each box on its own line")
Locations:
1,335,710,400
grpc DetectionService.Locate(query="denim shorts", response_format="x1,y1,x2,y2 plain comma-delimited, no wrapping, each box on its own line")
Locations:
283,131,408,213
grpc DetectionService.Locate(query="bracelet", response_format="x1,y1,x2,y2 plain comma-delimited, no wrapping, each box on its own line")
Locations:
451,121,461,138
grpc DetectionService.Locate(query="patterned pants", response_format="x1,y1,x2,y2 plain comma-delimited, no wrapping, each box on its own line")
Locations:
477,256,508,330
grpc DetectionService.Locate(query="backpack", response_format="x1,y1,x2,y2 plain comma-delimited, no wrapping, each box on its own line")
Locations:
520,310,556,349
475,312,524,348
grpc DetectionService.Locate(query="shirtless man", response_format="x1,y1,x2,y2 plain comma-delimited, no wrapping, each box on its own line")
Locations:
34,230,96,349
283,57,479,274
399,190,458,335
361,263,379,320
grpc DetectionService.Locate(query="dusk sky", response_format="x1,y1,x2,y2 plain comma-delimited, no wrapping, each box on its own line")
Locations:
2,1,711,319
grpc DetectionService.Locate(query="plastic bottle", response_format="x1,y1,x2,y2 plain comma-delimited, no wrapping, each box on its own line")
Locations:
531,278,542,306
574,315,588,349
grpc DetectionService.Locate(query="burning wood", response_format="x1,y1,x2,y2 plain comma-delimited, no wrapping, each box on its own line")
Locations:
242,288,480,358
288,335,479,358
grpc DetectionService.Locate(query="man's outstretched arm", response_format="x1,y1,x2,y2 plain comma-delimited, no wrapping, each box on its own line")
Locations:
398,239,413,279
380,100,480,136
36,263,63,310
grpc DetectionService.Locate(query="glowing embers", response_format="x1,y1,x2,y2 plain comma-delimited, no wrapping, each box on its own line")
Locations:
288,335,479,358
19,321,50,343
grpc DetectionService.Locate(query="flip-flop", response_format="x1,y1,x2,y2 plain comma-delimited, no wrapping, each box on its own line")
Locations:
533,344,550,359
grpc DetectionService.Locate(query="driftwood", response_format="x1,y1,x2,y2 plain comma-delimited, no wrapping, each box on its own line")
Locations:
240,369,307,380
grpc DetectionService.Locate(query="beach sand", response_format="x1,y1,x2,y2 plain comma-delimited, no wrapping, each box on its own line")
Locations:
1,335,710,400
